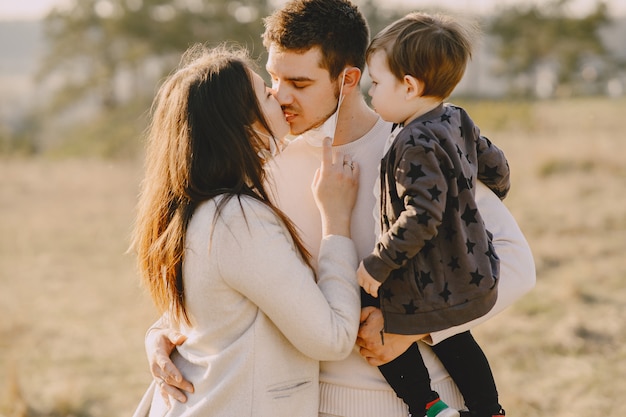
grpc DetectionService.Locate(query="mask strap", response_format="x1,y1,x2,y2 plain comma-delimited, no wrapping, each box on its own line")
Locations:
337,68,347,109
328,68,347,141
303,68,348,147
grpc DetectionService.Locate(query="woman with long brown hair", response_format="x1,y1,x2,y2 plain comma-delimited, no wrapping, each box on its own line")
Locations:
130,44,361,417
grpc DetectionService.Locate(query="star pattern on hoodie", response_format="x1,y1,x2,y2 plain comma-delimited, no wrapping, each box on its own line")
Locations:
482,164,500,179
456,144,464,159
422,240,435,256
393,250,409,265
407,163,426,183
403,299,418,314
416,211,431,226
469,269,485,286
428,185,442,202
419,133,434,142
419,270,433,288
461,205,479,226
381,287,395,302
457,174,471,192
448,256,460,271
443,224,457,241
393,226,407,241
439,282,452,302
466,238,476,254
373,104,508,332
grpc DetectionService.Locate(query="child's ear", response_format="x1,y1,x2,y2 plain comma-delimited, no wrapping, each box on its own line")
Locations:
403,75,424,99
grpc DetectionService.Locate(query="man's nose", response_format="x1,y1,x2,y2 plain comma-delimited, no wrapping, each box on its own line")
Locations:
271,84,293,106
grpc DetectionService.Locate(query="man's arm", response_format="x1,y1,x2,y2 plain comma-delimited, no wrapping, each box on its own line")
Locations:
356,306,427,366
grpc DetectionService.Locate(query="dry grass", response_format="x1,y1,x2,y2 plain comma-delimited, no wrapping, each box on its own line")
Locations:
1,97,625,416
0,159,156,416
465,97,626,416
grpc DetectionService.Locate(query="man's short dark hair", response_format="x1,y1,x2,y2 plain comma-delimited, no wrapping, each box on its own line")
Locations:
262,0,369,79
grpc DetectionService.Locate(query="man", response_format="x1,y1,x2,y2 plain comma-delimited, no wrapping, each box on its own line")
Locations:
144,1,535,416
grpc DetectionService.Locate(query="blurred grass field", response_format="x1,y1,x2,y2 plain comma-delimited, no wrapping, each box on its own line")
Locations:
1,97,625,416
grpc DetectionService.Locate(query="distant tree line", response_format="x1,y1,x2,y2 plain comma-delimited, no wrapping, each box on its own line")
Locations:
38,0,275,112
39,0,618,112
2,0,617,156
487,0,618,97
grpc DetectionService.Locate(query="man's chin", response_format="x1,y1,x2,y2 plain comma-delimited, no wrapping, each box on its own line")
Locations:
288,124,310,137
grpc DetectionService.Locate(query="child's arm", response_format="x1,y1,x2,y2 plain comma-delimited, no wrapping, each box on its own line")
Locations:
476,134,510,199
357,261,381,297
361,143,446,286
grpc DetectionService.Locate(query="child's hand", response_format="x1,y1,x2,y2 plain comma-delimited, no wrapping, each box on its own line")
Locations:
357,262,381,297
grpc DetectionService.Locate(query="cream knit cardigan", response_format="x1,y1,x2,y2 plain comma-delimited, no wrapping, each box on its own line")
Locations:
134,196,360,417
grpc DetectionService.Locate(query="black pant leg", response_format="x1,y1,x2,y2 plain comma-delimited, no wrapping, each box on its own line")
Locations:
378,342,439,416
431,331,502,417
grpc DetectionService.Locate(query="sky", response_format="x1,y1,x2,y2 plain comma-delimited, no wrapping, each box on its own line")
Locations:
1,0,625,20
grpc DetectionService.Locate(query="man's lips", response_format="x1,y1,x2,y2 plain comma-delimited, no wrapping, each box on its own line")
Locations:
282,109,297,123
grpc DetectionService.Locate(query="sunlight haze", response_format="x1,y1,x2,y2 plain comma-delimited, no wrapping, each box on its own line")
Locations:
0,0,625,20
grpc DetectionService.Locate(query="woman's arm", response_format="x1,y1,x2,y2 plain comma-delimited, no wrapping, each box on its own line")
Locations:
217,197,360,360
143,138,360,401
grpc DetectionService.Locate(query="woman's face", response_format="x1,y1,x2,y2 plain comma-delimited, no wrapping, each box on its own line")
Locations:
251,71,289,145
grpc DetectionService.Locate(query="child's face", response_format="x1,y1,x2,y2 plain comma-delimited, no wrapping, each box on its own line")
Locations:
367,50,412,124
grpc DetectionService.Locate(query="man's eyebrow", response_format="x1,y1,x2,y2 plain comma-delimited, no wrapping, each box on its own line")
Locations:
269,75,314,83
287,76,314,82
265,69,314,83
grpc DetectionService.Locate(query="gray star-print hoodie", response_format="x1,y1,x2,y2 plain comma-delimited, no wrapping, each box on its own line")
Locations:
362,103,510,334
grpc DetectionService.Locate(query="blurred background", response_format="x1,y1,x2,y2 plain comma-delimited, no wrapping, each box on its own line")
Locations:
1,0,625,416
1,0,625,157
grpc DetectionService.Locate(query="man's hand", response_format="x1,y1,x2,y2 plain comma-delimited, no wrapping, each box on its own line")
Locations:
145,327,194,406
357,262,381,298
356,306,427,366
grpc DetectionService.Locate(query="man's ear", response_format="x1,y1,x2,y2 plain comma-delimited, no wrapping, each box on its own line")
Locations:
403,75,424,99
340,67,362,95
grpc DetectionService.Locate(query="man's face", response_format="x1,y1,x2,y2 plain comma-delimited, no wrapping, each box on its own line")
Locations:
266,44,341,136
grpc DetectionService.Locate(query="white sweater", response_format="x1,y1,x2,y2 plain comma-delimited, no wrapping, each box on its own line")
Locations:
269,117,536,417
135,196,360,417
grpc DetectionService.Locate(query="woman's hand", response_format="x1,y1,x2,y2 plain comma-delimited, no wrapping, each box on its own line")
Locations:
145,327,194,406
311,137,359,238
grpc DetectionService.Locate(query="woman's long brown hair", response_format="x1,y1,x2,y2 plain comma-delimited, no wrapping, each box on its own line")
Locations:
130,44,311,325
